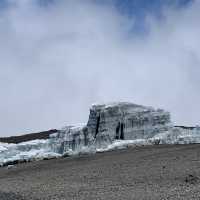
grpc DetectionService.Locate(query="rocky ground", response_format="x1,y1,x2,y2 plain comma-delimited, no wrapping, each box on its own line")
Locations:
0,144,200,200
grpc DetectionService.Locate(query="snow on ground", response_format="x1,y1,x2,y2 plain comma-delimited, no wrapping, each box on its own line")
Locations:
1,127,200,166
97,139,150,152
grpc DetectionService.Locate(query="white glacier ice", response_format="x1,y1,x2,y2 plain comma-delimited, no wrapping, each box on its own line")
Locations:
0,102,200,166
0,140,61,166
1,125,200,166
149,126,200,144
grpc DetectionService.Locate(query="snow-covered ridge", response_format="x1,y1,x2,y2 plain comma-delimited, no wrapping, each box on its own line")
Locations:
0,102,200,166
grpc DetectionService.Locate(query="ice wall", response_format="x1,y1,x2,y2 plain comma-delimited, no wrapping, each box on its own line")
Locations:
49,125,95,155
1,102,200,166
150,126,200,144
50,102,171,155
0,140,60,166
87,102,171,140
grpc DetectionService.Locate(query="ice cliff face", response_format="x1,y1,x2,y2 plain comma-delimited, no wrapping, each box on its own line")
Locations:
50,102,171,155
0,102,200,166
0,140,60,166
87,102,171,140
49,125,95,155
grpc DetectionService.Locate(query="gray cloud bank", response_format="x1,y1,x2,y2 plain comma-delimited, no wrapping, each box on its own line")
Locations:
0,0,199,136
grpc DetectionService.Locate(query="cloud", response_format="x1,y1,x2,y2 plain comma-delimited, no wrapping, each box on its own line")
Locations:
0,0,199,136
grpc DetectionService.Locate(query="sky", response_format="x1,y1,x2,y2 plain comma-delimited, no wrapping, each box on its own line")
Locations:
0,0,199,136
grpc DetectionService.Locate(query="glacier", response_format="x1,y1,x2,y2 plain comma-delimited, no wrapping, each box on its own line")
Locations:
1,102,200,166
0,140,61,166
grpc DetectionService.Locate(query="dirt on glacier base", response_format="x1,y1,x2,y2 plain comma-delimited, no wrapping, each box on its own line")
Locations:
0,144,200,200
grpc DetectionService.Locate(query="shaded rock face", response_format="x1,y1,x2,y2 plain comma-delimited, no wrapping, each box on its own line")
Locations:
87,102,171,141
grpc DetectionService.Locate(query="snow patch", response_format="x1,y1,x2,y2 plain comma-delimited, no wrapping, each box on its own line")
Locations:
97,139,150,152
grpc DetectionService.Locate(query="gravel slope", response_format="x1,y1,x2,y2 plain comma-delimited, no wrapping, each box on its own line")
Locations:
0,144,200,200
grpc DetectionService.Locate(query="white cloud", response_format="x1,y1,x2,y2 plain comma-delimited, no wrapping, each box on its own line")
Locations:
0,0,199,136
